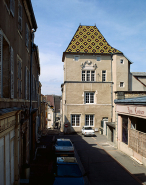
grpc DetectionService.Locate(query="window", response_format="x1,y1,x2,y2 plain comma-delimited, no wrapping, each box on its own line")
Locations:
10,47,14,98
85,92,94,104
10,0,15,16
25,66,30,100
85,115,94,126
25,23,29,48
97,56,100,61
120,59,124,64
82,70,95,81
17,57,22,98
71,115,80,126
0,31,13,98
120,82,124,87
74,56,79,61
18,1,22,32
102,70,106,82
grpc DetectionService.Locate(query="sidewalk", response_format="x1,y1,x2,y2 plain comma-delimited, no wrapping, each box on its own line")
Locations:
96,133,146,185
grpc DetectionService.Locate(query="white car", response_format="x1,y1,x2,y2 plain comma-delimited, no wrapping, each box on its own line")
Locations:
82,126,95,136
54,138,74,157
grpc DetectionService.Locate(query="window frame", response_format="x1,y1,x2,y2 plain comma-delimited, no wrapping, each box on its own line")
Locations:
10,0,15,16
97,56,101,61
74,55,80,61
120,59,124,64
85,115,94,126
25,23,29,48
120,82,124,88
102,70,106,82
71,114,80,127
82,70,95,82
17,56,22,99
18,1,22,32
85,92,95,104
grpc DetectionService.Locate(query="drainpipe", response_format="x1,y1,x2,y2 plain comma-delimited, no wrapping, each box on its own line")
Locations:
111,53,113,122
29,30,36,162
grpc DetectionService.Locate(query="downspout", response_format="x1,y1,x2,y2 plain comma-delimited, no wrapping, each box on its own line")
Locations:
111,53,113,122
29,29,36,161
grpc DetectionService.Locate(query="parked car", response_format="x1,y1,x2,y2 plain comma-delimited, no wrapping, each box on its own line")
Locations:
53,157,85,185
54,138,74,157
82,126,95,136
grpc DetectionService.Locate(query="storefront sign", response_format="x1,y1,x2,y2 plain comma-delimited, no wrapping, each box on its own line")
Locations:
116,105,146,118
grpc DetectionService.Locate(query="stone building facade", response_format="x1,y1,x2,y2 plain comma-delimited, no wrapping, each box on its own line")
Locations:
61,25,146,135
0,0,40,184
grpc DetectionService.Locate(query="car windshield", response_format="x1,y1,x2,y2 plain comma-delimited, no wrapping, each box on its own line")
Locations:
84,127,92,130
56,141,72,146
57,164,82,177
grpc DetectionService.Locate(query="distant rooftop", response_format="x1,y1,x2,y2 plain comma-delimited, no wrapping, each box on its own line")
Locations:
132,72,146,77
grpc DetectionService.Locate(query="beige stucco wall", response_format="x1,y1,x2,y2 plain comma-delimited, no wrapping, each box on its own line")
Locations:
131,76,146,91
64,54,112,82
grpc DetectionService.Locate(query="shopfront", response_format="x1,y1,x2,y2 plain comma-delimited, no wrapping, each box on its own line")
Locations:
115,96,146,166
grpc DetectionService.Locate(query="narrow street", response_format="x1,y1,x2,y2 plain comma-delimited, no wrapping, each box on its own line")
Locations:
29,129,146,185
56,132,146,185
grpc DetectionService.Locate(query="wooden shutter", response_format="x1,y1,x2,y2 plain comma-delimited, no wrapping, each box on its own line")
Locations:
0,31,3,98
25,24,29,48
10,47,14,98
17,60,22,98
18,2,22,31
25,66,27,99
28,70,30,100
10,0,15,16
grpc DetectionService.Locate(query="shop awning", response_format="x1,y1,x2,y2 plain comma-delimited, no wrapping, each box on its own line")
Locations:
106,122,115,129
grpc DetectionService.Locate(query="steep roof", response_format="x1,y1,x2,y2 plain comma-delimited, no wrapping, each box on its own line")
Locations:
63,25,122,59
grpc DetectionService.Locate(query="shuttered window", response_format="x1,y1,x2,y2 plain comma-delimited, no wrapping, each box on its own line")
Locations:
26,23,29,48
28,70,30,100
17,57,22,99
18,1,22,31
10,47,14,98
0,31,3,98
25,66,27,99
10,0,15,16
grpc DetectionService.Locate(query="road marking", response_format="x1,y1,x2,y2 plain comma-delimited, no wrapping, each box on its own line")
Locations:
92,137,96,140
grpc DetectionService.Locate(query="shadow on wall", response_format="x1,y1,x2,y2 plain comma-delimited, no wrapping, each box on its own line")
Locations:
63,116,77,134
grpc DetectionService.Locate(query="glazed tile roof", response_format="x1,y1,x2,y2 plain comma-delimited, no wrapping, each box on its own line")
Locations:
65,25,122,54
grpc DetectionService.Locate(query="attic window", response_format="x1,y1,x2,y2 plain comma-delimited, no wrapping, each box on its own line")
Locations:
97,56,100,61
74,56,79,61
120,59,124,64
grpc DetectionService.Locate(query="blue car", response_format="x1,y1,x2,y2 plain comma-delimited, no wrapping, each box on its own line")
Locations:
53,157,85,185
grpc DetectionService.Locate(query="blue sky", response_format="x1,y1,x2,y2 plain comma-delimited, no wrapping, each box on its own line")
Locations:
31,0,146,95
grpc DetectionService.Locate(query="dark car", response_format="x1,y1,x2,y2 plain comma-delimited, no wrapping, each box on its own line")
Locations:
53,157,85,185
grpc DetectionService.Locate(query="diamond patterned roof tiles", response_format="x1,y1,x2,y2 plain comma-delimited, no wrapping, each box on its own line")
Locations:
65,25,122,54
